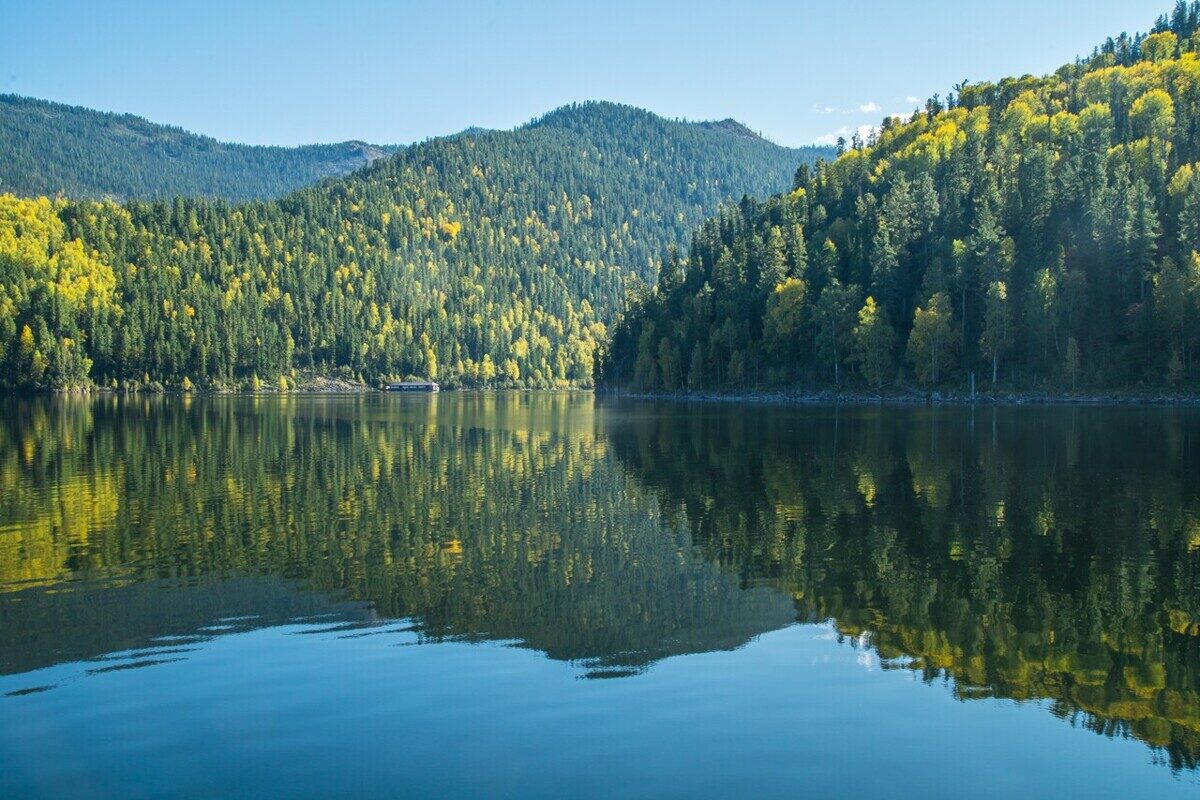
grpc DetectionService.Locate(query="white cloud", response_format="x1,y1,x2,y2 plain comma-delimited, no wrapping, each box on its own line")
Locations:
888,111,915,123
814,102,884,116
905,96,921,105
813,126,849,146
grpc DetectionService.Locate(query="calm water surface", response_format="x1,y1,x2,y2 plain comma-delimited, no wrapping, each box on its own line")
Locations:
1,393,1198,798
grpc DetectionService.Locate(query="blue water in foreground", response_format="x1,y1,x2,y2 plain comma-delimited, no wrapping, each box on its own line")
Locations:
2,619,1192,799
1,394,1197,798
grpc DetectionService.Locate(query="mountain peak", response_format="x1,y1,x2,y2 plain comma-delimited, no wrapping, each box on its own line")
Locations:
698,118,767,142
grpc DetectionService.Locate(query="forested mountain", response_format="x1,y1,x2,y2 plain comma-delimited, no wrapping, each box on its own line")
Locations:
0,101,829,390
599,4,1200,394
0,94,398,201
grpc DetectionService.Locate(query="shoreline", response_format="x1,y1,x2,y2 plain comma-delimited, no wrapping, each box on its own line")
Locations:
8,384,1200,406
597,388,1200,407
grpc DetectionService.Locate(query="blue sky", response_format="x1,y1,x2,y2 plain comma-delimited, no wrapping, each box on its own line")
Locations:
0,0,1170,147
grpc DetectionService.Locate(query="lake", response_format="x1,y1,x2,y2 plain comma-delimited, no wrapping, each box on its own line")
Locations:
1,393,1198,798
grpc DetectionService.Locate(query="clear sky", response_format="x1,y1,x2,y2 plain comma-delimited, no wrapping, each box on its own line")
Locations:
0,0,1171,148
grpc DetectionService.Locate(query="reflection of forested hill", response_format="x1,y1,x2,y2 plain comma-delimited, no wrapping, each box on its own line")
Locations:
0,394,795,680
8,394,1196,766
603,402,1200,770
0,576,375,677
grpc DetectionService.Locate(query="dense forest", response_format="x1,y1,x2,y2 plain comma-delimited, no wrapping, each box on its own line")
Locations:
0,102,829,390
599,4,1200,394
0,94,397,201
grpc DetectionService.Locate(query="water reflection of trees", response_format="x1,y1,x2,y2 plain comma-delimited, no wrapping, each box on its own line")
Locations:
604,403,1200,770
0,394,794,678
4,396,1198,766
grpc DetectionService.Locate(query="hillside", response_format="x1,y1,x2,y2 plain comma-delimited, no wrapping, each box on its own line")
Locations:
0,94,398,201
598,4,1200,394
0,101,831,390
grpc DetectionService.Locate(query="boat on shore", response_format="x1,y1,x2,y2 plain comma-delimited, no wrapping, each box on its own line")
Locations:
384,380,440,392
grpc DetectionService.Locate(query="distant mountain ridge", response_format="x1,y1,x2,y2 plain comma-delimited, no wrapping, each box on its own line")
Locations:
523,102,820,159
0,94,828,206
0,94,400,201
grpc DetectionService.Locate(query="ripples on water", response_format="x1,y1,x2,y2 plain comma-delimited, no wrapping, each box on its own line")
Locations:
0,394,1198,798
